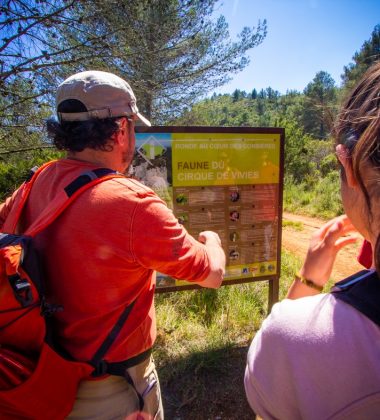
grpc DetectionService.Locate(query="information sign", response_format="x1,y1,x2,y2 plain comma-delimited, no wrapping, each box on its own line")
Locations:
135,126,284,308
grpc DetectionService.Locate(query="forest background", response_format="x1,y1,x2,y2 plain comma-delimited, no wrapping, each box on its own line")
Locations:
1,1,380,417
1,0,379,218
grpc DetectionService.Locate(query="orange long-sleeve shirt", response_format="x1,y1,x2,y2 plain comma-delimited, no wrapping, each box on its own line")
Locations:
0,159,210,362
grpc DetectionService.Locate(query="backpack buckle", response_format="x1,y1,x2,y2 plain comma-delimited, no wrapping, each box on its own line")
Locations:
8,274,33,307
40,297,63,317
91,360,108,377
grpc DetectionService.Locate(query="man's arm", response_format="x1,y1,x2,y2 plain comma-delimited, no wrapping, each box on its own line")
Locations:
131,193,225,286
195,231,226,289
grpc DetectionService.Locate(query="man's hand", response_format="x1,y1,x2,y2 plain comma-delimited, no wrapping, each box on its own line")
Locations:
197,231,225,289
198,230,222,247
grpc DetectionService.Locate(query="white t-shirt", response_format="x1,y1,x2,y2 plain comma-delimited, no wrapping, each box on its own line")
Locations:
244,293,380,419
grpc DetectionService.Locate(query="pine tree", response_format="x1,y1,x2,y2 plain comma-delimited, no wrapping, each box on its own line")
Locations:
303,71,337,139
0,0,105,154
342,25,380,90
50,0,267,122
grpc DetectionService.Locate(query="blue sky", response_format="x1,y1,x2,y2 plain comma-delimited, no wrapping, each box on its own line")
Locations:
213,0,379,95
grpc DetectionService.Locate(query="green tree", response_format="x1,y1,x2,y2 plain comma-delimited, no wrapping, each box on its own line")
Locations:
302,71,337,139
232,89,247,102
258,89,266,99
265,87,279,102
50,0,267,123
281,117,313,183
342,24,380,90
0,0,115,155
0,76,53,158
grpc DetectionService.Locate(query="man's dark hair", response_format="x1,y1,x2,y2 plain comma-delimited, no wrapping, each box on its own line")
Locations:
46,99,121,152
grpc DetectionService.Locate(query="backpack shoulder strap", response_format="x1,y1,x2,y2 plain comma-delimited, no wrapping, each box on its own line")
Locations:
24,167,125,237
4,161,57,234
331,269,380,327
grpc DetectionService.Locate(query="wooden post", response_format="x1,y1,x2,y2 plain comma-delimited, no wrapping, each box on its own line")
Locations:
268,276,279,313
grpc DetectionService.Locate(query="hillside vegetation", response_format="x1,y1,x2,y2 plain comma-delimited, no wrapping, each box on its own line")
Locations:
2,18,378,217
174,84,344,218
170,25,379,218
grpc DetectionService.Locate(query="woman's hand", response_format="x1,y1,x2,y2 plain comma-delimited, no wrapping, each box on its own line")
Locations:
299,214,359,288
287,215,359,300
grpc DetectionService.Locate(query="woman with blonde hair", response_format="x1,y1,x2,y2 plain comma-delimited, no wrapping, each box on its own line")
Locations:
245,61,380,419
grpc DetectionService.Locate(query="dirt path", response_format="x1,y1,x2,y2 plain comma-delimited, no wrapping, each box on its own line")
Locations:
282,212,364,281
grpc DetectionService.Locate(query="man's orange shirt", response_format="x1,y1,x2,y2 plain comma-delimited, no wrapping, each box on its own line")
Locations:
0,159,210,362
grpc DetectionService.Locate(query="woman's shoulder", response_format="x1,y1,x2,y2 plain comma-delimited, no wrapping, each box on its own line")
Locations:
264,293,335,333
256,292,380,345
245,293,380,419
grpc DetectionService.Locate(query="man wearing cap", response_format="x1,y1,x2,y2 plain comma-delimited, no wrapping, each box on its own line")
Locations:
0,70,226,419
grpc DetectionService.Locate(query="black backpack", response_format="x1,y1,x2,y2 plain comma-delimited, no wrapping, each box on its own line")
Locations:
331,269,380,327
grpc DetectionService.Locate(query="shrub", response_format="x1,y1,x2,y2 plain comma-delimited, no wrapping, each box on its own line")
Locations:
0,150,63,200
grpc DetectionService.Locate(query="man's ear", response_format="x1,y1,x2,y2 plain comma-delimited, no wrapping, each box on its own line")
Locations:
113,117,128,146
336,144,358,188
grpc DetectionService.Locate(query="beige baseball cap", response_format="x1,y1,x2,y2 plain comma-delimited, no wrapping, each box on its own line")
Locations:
56,70,151,126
